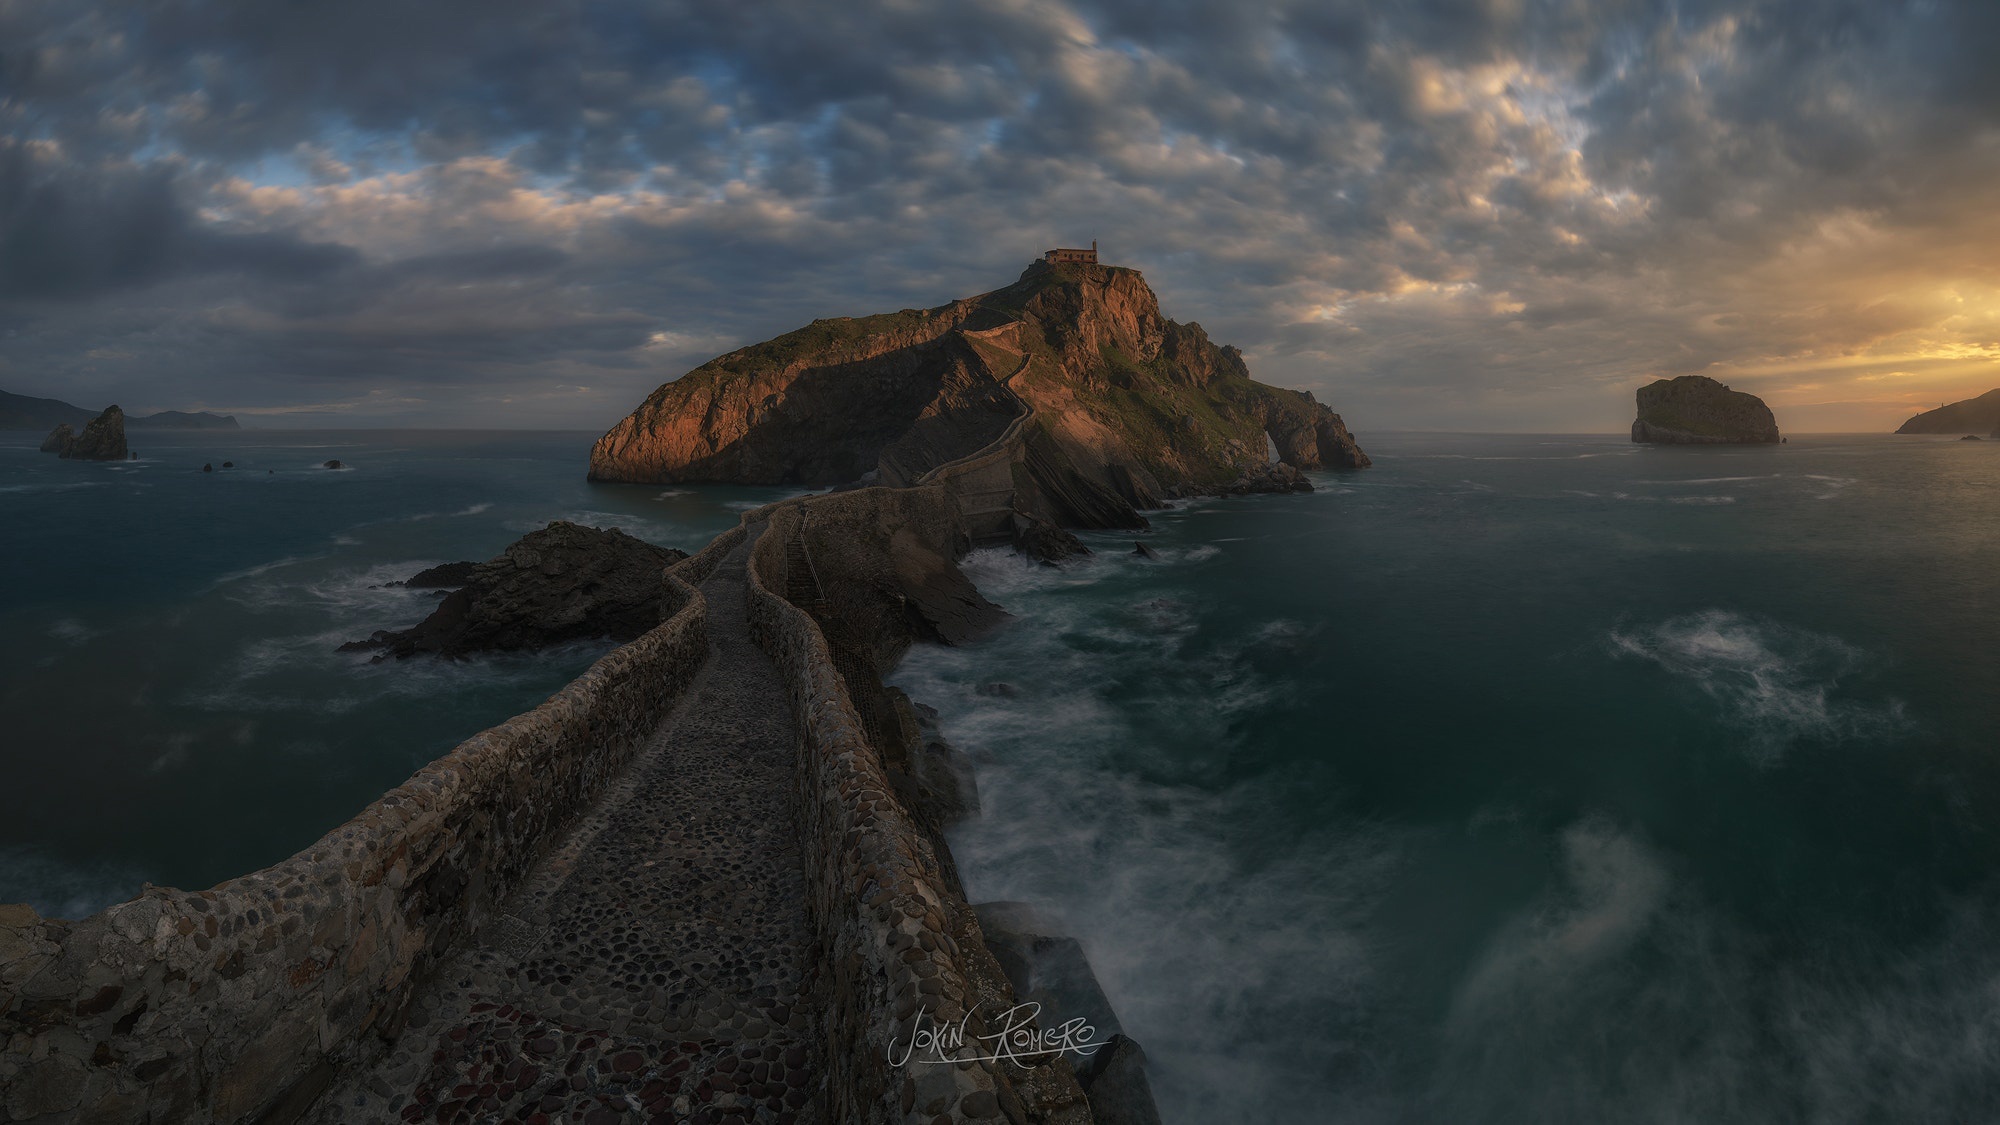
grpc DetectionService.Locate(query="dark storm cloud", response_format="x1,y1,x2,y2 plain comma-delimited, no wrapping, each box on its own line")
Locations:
0,141,356,300
1,0,1997,428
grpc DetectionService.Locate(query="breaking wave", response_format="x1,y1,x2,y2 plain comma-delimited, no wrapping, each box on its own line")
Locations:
1609,610,1908,761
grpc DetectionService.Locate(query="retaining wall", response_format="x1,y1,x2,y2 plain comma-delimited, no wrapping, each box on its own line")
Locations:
745,504,1083,1124
0,563,717,1124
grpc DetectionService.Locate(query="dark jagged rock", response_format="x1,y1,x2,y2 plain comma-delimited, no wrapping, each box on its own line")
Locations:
1182,460,1314,496
38,423,72,453
1960,434,1984,441
973,899,1162,1125
340,521,688,659
202,463,213,472
1077,1036,1164,1125
400,561,478,588
1631,376,1780,444
1012,511,1090,564
1897,388,2000,434
221,460,234,468
59,406,128,461
322,459,343,469
1132,541,1159,559
590,259,1369,532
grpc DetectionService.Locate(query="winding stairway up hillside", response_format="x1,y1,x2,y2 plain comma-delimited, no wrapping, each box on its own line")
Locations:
308,530,827,1125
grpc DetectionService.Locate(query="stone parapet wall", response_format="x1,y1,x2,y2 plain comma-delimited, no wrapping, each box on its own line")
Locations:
744,505,1088,1124
0,574,714,1124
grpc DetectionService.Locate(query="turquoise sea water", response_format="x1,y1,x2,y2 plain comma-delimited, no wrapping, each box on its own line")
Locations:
7,429,2000,1121
0,430,799,915
892,432,2000,1123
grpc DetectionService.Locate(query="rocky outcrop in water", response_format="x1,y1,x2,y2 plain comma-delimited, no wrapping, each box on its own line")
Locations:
1896,388,2000,435
341,521,688,659
38,423,72,453
590,259,1368,529
974,901,1163,1125
1631,376,1780,444
59,406,128,461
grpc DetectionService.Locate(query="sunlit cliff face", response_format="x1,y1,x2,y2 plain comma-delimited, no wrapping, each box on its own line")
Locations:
2,0,1998,430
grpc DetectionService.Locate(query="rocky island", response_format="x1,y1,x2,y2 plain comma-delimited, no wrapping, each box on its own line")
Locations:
1895,388,2000,435
341,521,688,659
1630,375,1781,444
591,257,1368,539
43,405,129,460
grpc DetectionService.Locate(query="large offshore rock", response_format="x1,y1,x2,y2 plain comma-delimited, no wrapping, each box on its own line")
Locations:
38,423,73,453
1631,376,1780,444
589,259,1369,529
59,406,128,460
341,521,687,658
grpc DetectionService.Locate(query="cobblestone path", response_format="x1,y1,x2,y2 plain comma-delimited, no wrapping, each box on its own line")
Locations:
309,530,826,1125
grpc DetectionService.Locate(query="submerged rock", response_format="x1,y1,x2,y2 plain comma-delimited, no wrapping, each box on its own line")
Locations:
1631,376,1780,444
1959,434,1983,441
1132,541,1159,559
59,406,128,461
322,459,344,469
38,424,72,453
341,521,688,659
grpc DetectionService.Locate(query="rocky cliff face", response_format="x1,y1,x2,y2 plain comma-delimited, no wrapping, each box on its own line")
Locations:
1631,376,1780,444
60,406,128,460
591,261,1368,527
1896,388,2000,434
341,521,688,659
39,423,73,452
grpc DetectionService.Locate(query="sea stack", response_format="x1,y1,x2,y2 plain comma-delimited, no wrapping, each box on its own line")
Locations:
589,256,1368,531
340,521,689,659
59,405,129,460
1631,376,1780,444
38,423,73,453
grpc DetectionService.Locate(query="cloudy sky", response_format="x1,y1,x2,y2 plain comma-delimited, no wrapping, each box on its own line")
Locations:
4,0,1998,432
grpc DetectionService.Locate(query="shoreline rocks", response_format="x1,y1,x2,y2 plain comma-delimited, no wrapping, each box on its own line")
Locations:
1631,376,1780,444
341,521,687,659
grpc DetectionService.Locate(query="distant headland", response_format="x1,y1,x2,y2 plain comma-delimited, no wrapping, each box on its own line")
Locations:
0,389,239,432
